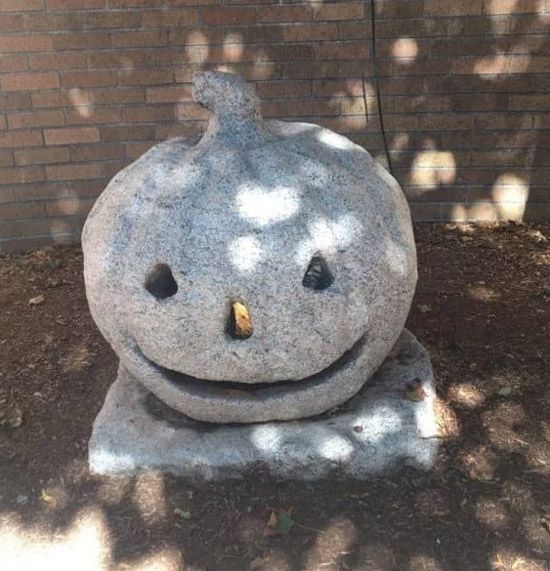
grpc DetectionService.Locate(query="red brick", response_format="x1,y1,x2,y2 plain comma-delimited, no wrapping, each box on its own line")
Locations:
44,127,100,145
47,0,105,8
90,87,146,104
0,54,28,73
314,2,364,20
31,91,70,108
53,32,111,50
0,202,45,222
262,99,339,118
111,30,167,48
142,9,198,27
257,5,312,23
29,52,87,71
482,0,538,14
176,103,211,121
337,20,369,39
0,151,14,167
0,0,44,12
125,141,154,159
13,179,104,201
509,95,550,111
0,130,43,148
156,122,204,141
0,217,80,240
146,85,191,103
0,116,5,130
169,27,225,46
108,0,150,6
14,147,70,165
1,72,59,92
119,68,174,86
46,162,105,181
8,110,65,130
0,166,45,185
0,187,14,202
100,125,155,141
256,80,311,99
25,13,83,31
0,93,32,112
282,23,338,42
0,35,53,53
0,14,25,32
315,42,369,60
61,70,118,88
65,107,123,125
84,11,140,28
46,197,97,216
123,105,175,123
69,143,125,161
201,7,256,25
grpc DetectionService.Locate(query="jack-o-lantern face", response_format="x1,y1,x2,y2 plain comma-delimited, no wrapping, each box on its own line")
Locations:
83,72,417,424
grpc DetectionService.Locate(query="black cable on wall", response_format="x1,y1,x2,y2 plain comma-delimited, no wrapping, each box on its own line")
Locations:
364,0,394,176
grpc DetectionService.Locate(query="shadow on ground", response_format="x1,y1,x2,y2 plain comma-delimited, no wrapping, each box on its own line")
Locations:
0,222,549,570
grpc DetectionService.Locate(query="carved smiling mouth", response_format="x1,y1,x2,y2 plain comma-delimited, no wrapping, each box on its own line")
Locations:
120,332,377,423
137,333,366,395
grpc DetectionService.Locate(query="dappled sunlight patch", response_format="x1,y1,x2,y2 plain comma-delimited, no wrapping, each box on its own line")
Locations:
118,547,183,571
316,129,357,151
448,382,486,409
408,150,456,191
408,554,445,571
391,37,419,64
467,284,501,302
492,173,529,222
318,434,354,461
390,132,410,153
475,498,511,530
490,549,547,571
434,397,460,439
525,439,550,473
223,32,244,63
294,214,364,267
236,185,300,227
458,444,497,481
0,506,111,571
58,344,95,373
483,402,528,453
97,476,132,506
228,234,263,273
250,424,282,452
305,516,357,571
474,54,531,77
133,473,166,525
519,513,550,557
69,88,93,118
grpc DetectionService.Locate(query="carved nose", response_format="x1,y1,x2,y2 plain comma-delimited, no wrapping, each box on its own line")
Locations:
228,300,253,339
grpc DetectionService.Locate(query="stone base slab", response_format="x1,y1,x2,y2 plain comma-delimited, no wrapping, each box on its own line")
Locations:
89,330,438,479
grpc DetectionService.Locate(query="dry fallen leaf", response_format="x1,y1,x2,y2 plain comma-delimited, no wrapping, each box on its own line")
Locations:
6,408,23,428
265,508,295,536
28,294,45,306
406,380,426,402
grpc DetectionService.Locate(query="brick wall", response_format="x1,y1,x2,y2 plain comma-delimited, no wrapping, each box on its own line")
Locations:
0,0,548,252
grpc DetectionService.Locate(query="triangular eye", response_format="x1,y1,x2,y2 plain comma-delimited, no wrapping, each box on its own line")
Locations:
302,254,334,290
145,264,178,299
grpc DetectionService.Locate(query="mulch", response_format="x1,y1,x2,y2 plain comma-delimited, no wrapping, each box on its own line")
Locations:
0,222,548,571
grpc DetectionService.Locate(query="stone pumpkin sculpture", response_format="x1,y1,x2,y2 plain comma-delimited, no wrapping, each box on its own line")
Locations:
83,71,417,424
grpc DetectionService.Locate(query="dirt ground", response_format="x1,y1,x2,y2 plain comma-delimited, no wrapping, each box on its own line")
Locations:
0,222,549,571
